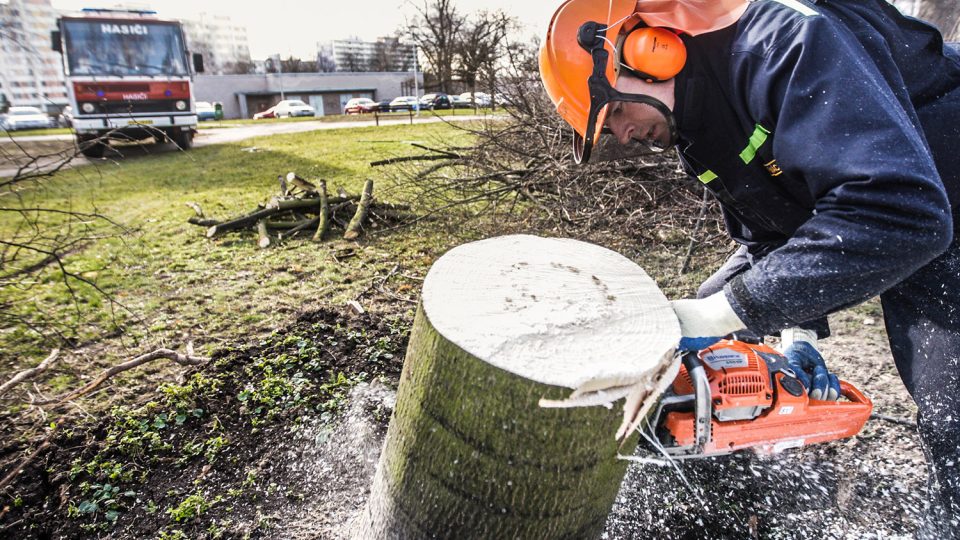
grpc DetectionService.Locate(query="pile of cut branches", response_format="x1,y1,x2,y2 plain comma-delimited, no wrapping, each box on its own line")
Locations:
379,41,732,272
187,173,413,248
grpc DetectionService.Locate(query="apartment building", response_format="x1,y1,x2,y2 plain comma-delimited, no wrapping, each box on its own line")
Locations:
0,0,68,112
318,36,415,73
181,12,252,75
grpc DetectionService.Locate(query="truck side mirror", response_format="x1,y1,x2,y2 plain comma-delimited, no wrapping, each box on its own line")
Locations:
193,53,204,74
51,30,61,53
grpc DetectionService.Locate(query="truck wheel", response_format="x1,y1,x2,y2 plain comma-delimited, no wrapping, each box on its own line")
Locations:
77,134,106,159
171,129,194,150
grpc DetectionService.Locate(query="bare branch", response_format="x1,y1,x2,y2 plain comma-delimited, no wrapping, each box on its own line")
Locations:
0,349,60,398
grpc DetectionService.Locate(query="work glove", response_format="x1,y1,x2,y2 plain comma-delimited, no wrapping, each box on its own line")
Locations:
779,328,841,401
671,291,747,351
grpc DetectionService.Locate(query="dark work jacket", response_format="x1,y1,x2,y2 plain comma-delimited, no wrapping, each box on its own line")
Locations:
671,0,960,334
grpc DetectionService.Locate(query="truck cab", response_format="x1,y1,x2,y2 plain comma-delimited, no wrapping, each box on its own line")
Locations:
52,8,203,158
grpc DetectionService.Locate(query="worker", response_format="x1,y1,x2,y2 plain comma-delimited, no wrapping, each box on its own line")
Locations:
540,0,960,534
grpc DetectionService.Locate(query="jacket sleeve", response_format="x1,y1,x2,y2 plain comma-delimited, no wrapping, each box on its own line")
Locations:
722,12,954,334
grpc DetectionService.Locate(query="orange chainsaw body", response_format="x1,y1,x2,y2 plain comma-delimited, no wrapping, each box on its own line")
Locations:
660,340,873,456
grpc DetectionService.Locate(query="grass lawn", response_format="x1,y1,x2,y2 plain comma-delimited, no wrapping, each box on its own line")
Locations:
1,127,74,137
0,121,480,384
197,107,496,129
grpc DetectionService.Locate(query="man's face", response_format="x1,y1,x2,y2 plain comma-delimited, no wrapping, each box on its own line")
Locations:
604,75,676,148
605,101,672,147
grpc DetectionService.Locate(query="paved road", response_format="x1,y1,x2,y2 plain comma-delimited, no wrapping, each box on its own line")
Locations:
0,114,491,178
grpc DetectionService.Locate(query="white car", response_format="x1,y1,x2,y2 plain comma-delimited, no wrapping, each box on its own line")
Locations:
459,92,492,107
273,99,316,118
195,101,217,121
388,96,420,112
1,106,53,131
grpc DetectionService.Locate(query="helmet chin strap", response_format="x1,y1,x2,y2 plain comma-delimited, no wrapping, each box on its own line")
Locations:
575,23,679,163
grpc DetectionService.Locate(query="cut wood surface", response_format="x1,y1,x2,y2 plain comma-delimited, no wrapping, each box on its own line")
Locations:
422,234,680,390
357,234,680,539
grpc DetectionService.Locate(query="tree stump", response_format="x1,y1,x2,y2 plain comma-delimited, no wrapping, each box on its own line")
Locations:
356,235,679,539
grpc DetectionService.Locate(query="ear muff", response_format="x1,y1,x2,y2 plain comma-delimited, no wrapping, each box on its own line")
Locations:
621,27,686,82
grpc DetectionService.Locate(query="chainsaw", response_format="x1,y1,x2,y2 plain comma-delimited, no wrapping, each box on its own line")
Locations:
643,338,873,458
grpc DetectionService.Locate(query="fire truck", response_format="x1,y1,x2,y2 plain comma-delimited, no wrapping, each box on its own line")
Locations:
51,8,204,158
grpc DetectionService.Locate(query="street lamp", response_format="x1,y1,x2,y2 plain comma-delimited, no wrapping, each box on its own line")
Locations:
412,45,419,116
273,53,285,101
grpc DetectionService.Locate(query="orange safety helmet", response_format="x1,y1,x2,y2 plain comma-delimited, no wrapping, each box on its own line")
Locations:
540,0,686,163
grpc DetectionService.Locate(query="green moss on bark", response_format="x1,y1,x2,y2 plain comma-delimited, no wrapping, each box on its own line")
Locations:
358,303,638,539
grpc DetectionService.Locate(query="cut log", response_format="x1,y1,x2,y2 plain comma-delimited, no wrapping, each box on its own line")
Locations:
313,179,330,242
188,217,219,227
344,179,374,240
356,234,680,539
185,202,204,217
207,207,278,237
280,217,319,239
264,218,315,229
265,195,359,212
256,219,270,249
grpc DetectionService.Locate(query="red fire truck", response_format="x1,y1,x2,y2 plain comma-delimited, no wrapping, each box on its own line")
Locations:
51,8,204,158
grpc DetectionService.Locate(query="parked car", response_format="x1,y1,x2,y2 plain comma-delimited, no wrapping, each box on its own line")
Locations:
388,96,420,112
419,93,451,110
372,99,393,112
196,101,217,121
0,106,53,131
344,98,376,114
253,106,277,120
450,95,473,109
274,99,316,118
459,92,492,107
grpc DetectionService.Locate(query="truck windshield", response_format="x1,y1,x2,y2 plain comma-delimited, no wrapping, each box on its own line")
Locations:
62,20,188,77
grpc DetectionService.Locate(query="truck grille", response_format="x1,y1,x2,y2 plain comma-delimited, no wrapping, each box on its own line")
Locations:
80,100,182,115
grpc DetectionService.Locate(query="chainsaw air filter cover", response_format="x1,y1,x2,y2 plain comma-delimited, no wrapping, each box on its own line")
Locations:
673,340,774,421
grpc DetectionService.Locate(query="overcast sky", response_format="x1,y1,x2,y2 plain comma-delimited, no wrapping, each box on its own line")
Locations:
50,1,554,59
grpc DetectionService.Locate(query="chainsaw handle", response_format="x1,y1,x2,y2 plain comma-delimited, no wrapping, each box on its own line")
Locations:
838,380,872,406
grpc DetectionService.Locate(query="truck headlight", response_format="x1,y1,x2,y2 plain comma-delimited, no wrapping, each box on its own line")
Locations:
81,102,95,113
175,100,187,111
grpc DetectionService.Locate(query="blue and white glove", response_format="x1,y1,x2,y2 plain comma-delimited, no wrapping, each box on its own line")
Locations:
671,291,747,351
779,328,841,401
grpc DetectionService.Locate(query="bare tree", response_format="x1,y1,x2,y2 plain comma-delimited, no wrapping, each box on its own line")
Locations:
223,59,257,75
406,0,463,92
371,37,413,72
917,0,960,40
316,52,337,72
339,51,370,72
455,10,514,99
280,56,314,73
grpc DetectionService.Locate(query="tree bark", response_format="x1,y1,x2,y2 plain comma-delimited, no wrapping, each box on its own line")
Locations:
344,179,374,240
313,179,330,242
356,234,680,539
256,219,270,249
